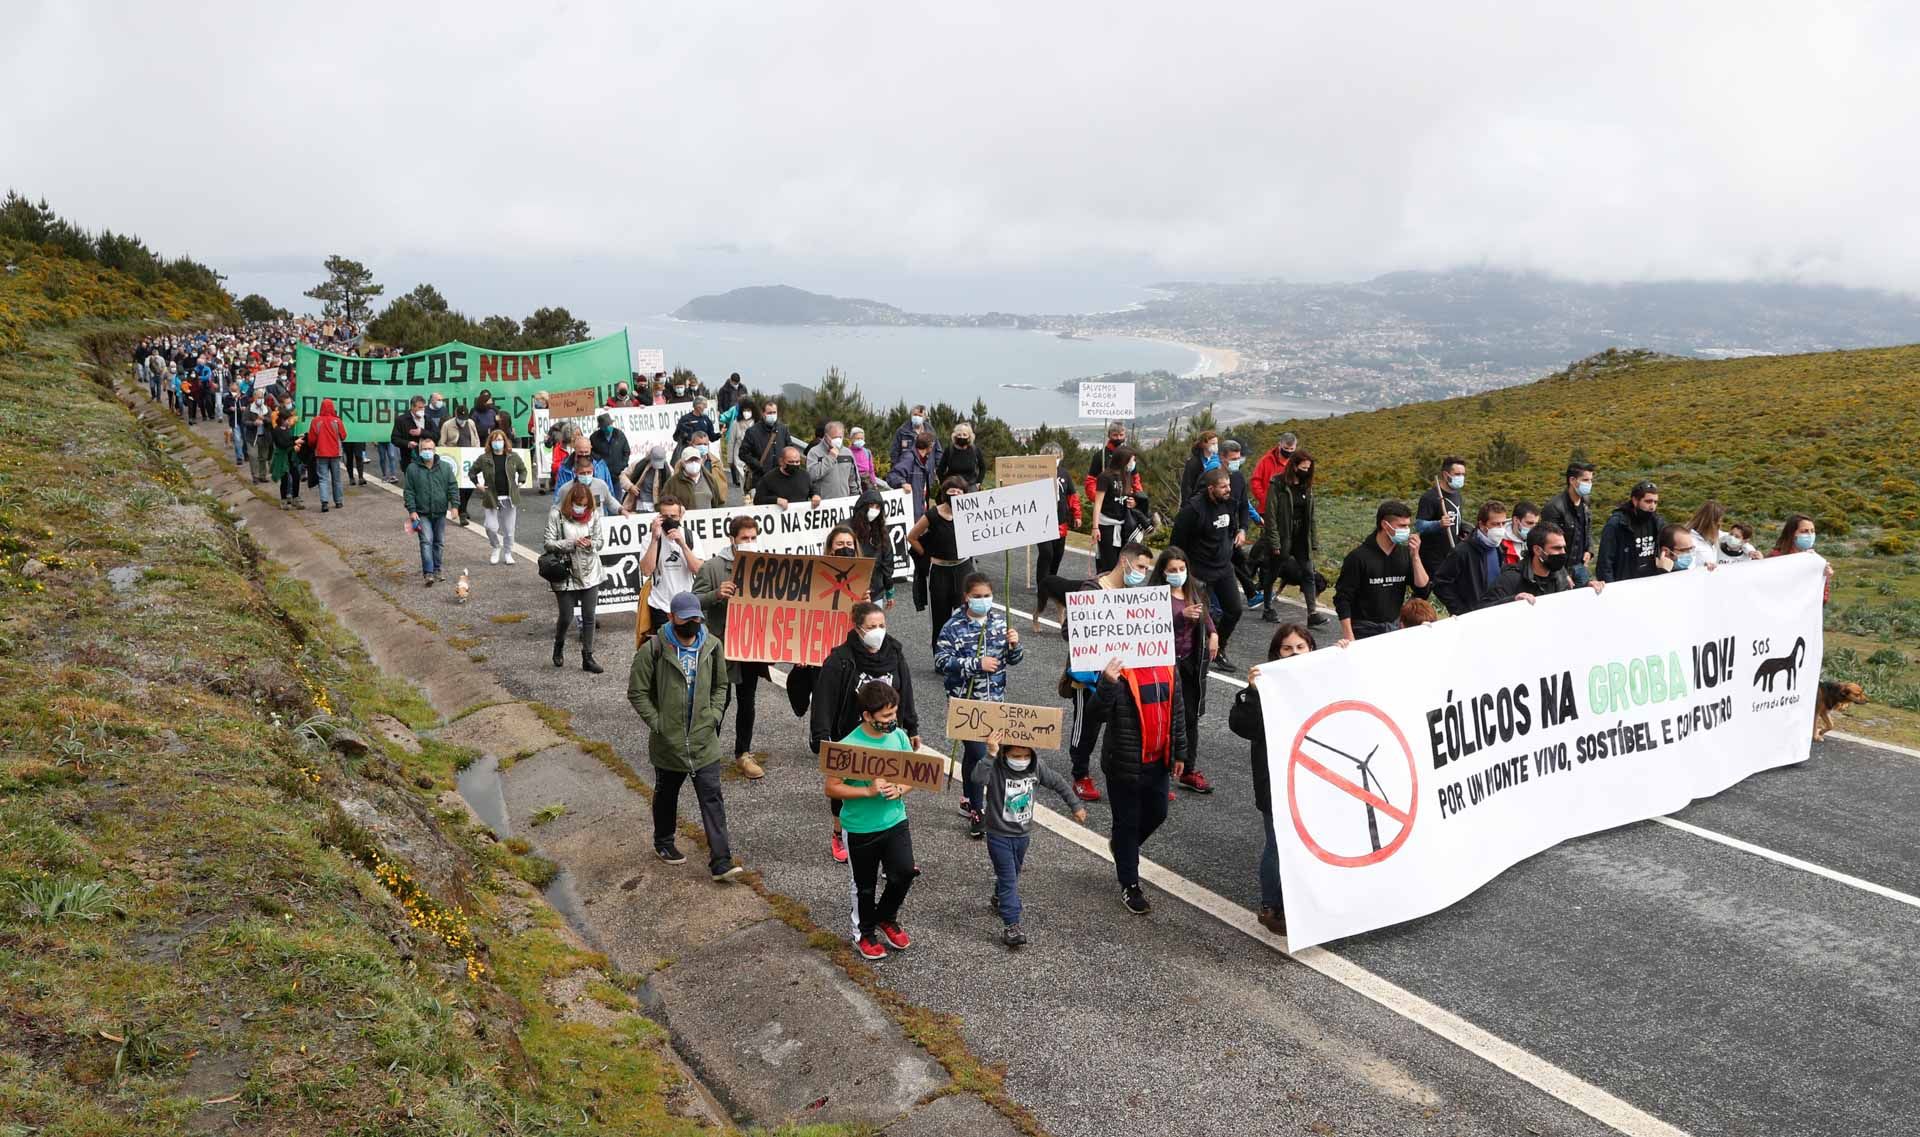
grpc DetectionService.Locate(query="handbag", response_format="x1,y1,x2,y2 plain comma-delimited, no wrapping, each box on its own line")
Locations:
537,548,571,584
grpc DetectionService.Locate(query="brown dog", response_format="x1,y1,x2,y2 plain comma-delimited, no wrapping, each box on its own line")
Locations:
1814,680,1867,741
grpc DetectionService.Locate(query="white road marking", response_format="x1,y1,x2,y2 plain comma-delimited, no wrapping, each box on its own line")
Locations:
364,475,543,562
1649,816,1920,911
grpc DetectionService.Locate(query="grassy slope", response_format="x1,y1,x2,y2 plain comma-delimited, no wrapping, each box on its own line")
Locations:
0,326,772,1134
1201,345,1920,745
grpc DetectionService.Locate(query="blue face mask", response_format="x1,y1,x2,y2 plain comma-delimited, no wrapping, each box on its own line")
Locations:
1227,458,1243,471
1672,553,1693,571
1123,569,1148,587
967,596,993,616
1388,526,1410,546
1514,525,1531,541
1448,475,1466,490
1165,570,1188,587
1794,532,1816,551
1575,481,1592,498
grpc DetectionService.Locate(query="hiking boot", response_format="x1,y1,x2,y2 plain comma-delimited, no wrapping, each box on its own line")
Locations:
1258,906,1288,937
1074,777,1102,802
319,503,328,513
654,843,686,865
878,921,912,951
830,832,848,863
987,895,1002,918
1261,606,1280,623
1210,653,1236,674
552,643,565,668
1121,884,1151,915
1308,611,1330,627
581,653,604,675
736,753,766,779
1178,770,1214,794
712,864,745,883
1003,923,1028,948
424,574,435,587
855,934,888,961
967,811,985,840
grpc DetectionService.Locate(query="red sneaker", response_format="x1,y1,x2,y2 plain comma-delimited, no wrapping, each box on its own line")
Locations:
856,934,887,961
1179,771,1214,794
1074,777,1102,802
878,921,912,951
830,832,848,863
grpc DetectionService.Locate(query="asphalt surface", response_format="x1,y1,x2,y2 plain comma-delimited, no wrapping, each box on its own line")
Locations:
233,453,1920,1137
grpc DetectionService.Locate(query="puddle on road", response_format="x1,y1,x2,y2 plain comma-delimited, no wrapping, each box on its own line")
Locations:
456,753,511,838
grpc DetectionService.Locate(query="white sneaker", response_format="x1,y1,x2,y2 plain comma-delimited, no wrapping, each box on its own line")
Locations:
503,552,516,565
489,547,502,565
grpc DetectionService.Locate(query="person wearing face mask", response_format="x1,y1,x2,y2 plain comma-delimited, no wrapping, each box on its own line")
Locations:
1486,522,1607,604
1501,502,1539,566
1091,445,1148,574
628,591,741,881
1030,443,1082,624
437,403,482,525
622,445,672,514
892,405,928,466
848,490,897,604
270,405,305,510
1540,462,1597,583
741,401,792,484
554,436,615,499
909,477,977,651
1719,521,1761,563
468,429,527,566
845,425,877,487
1248,432,1298,517
245,391,274,483
424,393,448,438
1230,622,1316,937
1598,480,1665,582
542,481,608,672
935,573,1025,836
1094,641,1188,917
886,429,943,608
937,423,985,491
715,372,746,417
1686,500,1737,569
970,728,1087,948
752,444,820,508
1414,457,1471,597
826,682,919,959
1431,501,1510,615
808,420,864,499
1652,523,1704,576
1179,430,1221,503
639,496,705,641
391,394,431,473
1768,513,1832,598
1258,450,1324,625
813,600,921,863
1171,467,1246,673
404,439,459,586
674,396,716,448
1153,549,1217,795
664,443,725,510
693,516,771,778
590,412,632,489
1056,542,1155,802
716,396,753,490
470,390,500,438
1218,440,1261,602
559,456,622,518
1334,501,1427,645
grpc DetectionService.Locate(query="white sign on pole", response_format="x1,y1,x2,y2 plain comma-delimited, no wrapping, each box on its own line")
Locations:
1078,381,1136,420
1256,555,1827,952
633,348,666,375
591,489,913,612
1064,585,1176,670
952,478,1057,558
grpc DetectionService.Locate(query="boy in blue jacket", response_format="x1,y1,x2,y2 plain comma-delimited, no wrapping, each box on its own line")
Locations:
934,572,1024,837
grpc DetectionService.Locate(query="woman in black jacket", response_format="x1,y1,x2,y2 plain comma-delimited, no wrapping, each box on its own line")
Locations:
935,422,985,490
1229,623,1315,939
1179,430,1219,503
809,601,921,865
848,489,897,604
1093,656,1188,916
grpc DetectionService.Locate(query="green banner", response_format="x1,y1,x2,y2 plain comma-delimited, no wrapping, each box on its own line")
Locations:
293,328,632,443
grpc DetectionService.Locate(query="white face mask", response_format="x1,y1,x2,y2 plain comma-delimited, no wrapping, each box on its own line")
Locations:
1005,755,1032,772
865,506,881,521
764,411,777,423
735,540,756,552
860,626,887,651
683,460,703,475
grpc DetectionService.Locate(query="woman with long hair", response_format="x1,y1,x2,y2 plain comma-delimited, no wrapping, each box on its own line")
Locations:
848,488,897,604
1687,500,1729,568
470,428,529,566
1230,622,1316,937
542,481,607,673
1152,546,1217,795
908,477,976,651
1091,445,1141,574
1771,512,1833,599
1179,429,1220,503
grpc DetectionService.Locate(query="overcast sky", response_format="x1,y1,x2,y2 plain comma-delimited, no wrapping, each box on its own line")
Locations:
6,0,1918,315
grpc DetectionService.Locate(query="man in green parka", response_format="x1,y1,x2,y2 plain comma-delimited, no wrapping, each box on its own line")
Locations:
628,591,742,880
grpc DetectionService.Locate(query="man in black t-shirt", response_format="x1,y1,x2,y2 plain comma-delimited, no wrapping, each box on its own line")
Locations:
1334,500,1429,645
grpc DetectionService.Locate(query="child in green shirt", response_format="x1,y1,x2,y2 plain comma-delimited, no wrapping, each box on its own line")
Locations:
827,682,918,960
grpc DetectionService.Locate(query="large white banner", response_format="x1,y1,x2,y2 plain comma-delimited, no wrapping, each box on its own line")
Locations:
1255,555,1826,951
532,402,724,486
589,489,912,612
952,478,1057,557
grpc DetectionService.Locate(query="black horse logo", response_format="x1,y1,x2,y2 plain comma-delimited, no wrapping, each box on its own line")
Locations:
1752,637,1807,692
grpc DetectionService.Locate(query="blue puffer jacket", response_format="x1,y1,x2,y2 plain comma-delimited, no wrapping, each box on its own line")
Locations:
934,608,1024,700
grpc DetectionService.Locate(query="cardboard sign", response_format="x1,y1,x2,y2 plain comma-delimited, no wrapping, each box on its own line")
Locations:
952,478,1057,558
1065,584,1176,670
994,454,1058,486
545,387,598,417
1078,381,1136,420
944,699,1065,749
633,348,666,376
818,739,949,795
723,551,874,666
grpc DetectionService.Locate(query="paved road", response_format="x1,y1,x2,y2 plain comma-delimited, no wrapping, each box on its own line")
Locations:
239,456,1920,1137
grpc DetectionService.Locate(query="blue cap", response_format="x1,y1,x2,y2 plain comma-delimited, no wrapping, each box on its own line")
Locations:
669,591,703,621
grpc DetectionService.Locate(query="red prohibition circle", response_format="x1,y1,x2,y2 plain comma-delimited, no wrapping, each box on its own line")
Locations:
1286,699,1419,868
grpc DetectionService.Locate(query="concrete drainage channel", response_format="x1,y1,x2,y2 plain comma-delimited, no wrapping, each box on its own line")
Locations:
139,389,1028,1136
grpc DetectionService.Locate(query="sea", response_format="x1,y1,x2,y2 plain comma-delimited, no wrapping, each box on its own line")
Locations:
605,314,1346,428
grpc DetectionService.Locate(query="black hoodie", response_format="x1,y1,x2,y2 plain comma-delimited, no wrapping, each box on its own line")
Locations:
1170,489,1239,575
1597,504,1664,583
852,487,896,599
810,628,919,749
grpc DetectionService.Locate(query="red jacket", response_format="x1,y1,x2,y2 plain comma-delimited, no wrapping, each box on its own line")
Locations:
1248,446,1291,515
309,399,346,458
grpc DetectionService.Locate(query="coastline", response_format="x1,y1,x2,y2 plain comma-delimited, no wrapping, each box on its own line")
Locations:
1117,335,1242,378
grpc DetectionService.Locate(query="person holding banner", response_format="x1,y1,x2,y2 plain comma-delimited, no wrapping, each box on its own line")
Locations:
627,592,742,881
813,601,921,864
1484,522,1605,604
970,728,1087,948
468,430,528,567
308,397,348,513
1334,501,1428,645
693,516,771,779
1153,548,1217,795
1229,623,1316,938
1054,541,1155,803
542,482,607,673
826,682,919,960
936,573,1026,837
909,478,977,652
752,446,819,509
1094,649,1188,916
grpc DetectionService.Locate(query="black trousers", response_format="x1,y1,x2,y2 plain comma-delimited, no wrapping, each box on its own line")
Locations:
725,664,768,755
1176,653,1204,773
652,762,733,873
1067,683,1101,780
343,442,366,482
910,547,931,610
927,560,974,650
1036,536,1065,593
1200,567,1243,649
1261,552,1314,610
555,586,597,653
846,819,915,938
1107,766,1171,889
1231,546,1258,598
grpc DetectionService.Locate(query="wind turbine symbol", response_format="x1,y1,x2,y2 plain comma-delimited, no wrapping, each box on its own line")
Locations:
1304,735,1389,851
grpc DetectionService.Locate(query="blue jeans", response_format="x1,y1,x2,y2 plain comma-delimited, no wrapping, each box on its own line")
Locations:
415,514,447,576
377,442,400,479
1259,809,1282,911
986,832,1029,926
315,457,344,505
231,426,247,464
961,740,988,814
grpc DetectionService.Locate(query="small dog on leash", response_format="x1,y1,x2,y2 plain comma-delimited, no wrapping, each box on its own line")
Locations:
1813,680,1866,741
454,568,471,604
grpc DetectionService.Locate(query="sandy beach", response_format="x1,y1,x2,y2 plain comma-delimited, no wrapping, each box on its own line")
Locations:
1180,341,1243,378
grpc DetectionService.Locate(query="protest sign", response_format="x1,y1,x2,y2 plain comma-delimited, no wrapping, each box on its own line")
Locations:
952,478,1057,557
294,329,632,443
633,347,665,375
532,402,725,488
1257,555,1827,952
818,739,948,795
944,699,1065,749
592,489,913,612
1078,381,1135,420
723,552,873,667
545,387,598,417
1064,585,1176,670
994,454,1058,486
